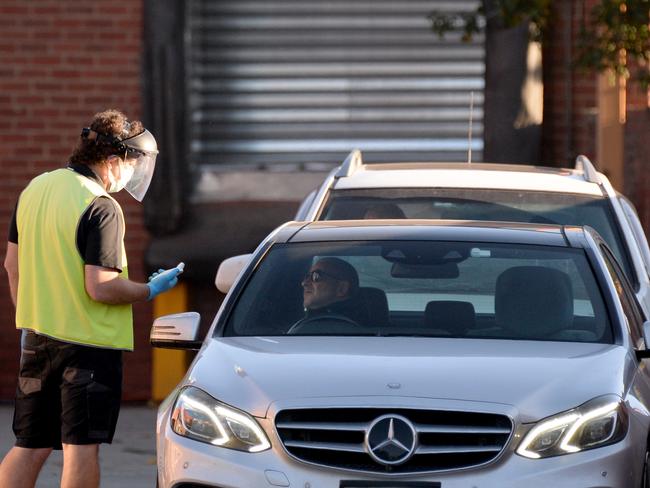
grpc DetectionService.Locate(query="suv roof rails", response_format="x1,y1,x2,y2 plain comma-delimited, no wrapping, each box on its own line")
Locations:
335,149,363,178
575,155,600,184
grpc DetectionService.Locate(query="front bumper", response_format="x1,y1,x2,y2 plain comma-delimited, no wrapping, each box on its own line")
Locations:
157,416,644,488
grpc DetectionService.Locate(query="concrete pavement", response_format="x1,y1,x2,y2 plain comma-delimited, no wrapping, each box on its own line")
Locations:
0,403,158,487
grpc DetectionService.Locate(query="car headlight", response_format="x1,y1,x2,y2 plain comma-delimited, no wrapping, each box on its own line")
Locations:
170,386,271,453
516,395,628,459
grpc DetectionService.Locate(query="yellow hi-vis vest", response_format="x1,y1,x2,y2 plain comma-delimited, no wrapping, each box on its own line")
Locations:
16,167,133,350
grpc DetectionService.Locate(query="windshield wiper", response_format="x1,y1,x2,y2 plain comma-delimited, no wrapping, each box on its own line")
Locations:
381,333,447,337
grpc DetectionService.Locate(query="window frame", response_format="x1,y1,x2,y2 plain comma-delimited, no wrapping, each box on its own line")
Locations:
599,243,646,347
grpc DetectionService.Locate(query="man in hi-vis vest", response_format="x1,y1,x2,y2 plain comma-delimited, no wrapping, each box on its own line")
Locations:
0,109,181,488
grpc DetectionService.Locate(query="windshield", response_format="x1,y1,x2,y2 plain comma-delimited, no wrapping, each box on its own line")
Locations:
223,240,612,343
319,188,634,284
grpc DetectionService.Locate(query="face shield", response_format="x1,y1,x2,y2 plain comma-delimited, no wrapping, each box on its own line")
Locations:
119,129,158,202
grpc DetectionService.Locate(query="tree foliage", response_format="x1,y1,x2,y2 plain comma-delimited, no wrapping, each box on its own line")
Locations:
429,0,650,87
429,0,551,41
577,1,650,87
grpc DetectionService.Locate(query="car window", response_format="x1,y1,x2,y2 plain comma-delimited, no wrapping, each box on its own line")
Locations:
320,188,635,284
600,244,645,346
222,240,612,343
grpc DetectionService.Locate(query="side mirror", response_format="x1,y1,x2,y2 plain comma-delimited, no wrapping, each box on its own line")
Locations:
636,321,650,360
215,254,251,294
150,312,202,350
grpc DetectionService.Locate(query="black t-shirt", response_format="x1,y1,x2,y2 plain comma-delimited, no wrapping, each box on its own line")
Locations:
7,164,124,272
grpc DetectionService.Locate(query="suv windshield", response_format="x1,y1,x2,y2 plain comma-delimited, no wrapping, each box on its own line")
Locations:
320,188,634,283
223,240,612,343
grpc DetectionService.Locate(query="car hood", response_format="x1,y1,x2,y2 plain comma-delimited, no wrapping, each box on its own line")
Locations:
186,336,633,421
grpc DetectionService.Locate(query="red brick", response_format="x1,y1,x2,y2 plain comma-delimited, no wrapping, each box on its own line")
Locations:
18,43,50,53
30,106,60,117
0,81,30,92
52,70,82,79
64,55,95,65
32,6,63,15
16,95,46,105
31,55,62,65
0,6,29,15
103,5,129,15
32,30,63,41
17,69,50,79
18,146,45,157
51,95,81,105
34,81,63,91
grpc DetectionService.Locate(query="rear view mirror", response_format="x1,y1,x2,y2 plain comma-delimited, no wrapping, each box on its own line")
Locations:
215,254,252,293
150,312,202,350
382,242,469,266
391,262,459,279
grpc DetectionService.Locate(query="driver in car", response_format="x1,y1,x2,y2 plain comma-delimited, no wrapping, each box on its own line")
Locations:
299,257,365,326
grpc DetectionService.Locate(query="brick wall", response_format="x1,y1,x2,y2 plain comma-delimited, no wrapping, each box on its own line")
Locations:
542,0,599,166
0,1,151,401
541,0,649,231
624,65,650,230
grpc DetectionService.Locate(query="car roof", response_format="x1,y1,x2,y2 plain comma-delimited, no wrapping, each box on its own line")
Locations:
278,219,583,248
333,162,604,196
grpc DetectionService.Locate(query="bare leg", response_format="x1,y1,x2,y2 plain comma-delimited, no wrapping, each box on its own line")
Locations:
61,444,100,488
0,446,52,488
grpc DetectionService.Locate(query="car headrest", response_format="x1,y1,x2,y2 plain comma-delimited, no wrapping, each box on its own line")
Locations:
424,300,476,336
495,266,573,338
357,287,390,327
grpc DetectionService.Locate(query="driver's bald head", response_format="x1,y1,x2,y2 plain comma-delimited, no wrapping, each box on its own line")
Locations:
302,257,359,310
314,257,359,292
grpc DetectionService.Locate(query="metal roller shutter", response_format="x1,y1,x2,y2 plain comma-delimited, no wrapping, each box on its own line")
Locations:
187,0,484,169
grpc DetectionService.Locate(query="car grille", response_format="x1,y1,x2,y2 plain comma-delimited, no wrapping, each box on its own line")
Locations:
275,407,512,473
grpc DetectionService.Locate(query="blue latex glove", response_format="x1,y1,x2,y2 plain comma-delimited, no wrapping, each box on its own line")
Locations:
147,263,184,300
148,269,165,282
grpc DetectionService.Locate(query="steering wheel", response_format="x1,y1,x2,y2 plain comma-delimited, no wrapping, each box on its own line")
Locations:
287,314,361,334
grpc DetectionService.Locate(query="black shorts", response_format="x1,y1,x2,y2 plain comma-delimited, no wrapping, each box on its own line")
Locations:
13,331,123,449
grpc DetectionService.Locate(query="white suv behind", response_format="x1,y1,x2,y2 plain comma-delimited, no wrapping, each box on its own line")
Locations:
296,151,650,315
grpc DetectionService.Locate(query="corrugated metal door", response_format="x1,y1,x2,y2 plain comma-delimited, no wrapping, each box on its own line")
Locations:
187,0,484,168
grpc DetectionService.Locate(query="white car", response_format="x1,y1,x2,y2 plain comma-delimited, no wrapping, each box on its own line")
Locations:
152,220,650,488
295,151,650,316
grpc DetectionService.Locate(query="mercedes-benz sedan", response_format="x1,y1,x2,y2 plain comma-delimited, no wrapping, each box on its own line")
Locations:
152,220,650,488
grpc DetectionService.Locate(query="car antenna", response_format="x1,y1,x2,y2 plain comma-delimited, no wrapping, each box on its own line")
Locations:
467,91,474,164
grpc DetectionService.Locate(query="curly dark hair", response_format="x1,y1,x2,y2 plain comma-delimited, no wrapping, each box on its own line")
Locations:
69,109,144,166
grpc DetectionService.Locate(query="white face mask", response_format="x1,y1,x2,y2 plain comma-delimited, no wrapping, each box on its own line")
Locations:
107,159,135,193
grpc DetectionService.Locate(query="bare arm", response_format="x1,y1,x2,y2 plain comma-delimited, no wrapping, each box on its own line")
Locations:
85,265,150,304
4,242,18,307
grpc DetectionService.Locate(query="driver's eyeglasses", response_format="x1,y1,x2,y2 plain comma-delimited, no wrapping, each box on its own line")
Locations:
303,269,341,283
